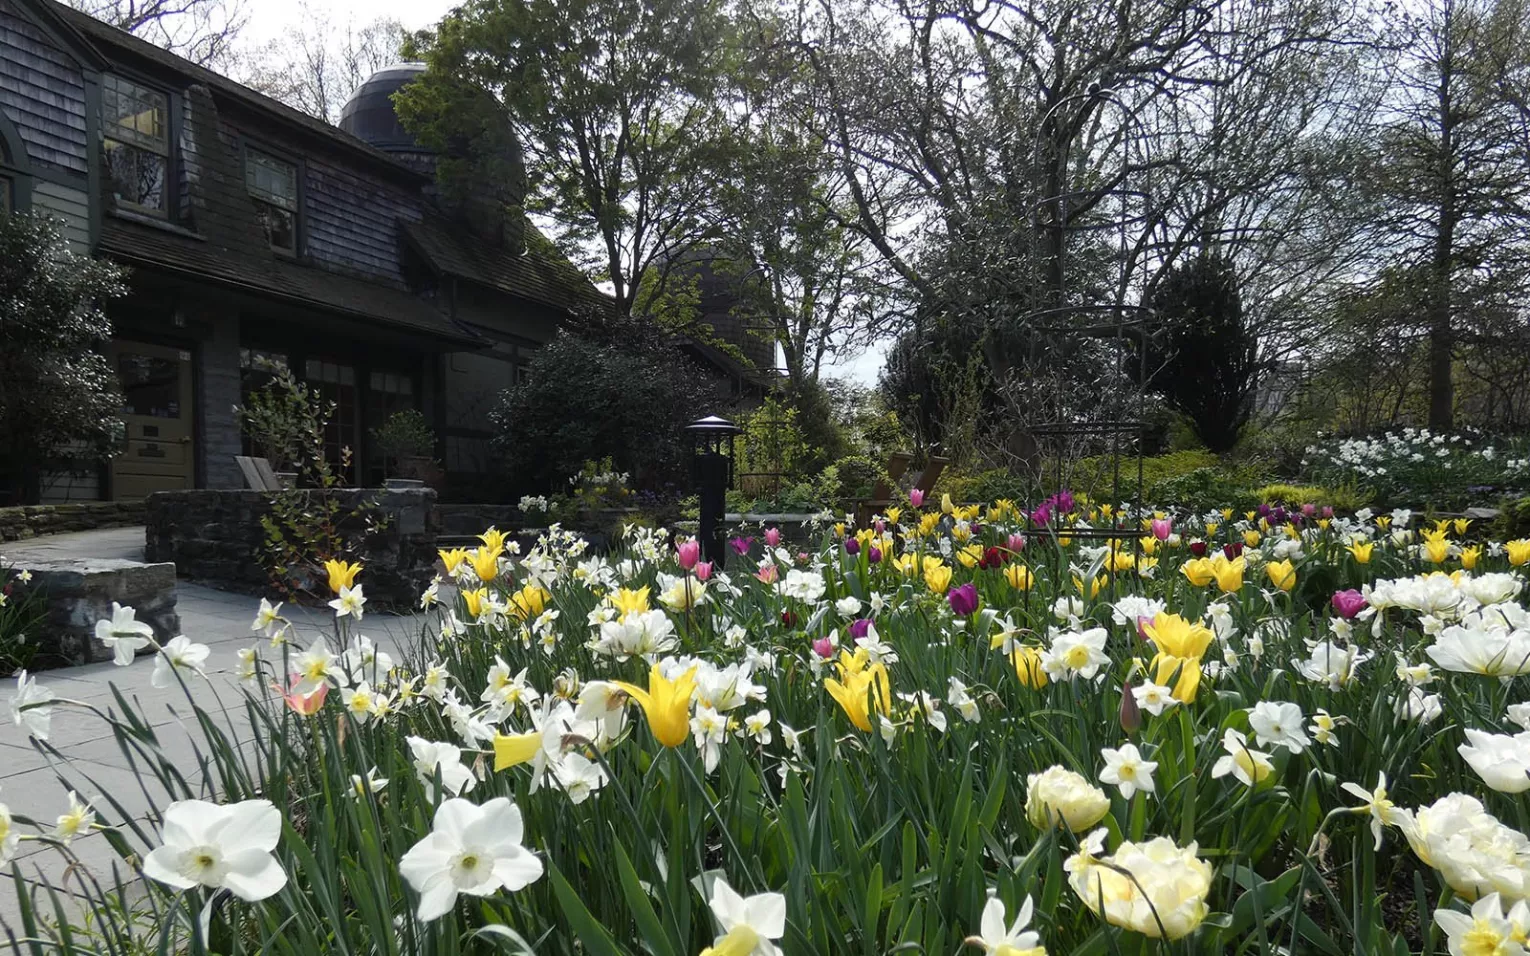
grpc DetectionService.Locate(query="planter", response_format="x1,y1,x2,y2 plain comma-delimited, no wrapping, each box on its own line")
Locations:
385,478,426,490
274,472,298,490
397,456,434,480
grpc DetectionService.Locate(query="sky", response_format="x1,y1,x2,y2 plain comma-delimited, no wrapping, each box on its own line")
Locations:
242,0,889,386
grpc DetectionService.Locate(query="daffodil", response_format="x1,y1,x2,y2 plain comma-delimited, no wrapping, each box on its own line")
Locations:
324,558,362,594
824,649,890,732
613,664,698,748
1143,612,1214,703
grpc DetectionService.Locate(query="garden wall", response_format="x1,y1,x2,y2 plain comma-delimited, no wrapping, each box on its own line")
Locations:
144,489,438,607
0,500,147,542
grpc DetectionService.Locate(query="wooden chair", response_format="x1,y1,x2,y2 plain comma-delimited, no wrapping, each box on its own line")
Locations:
235,456,284,491
855,451,914,525
911,455,949,498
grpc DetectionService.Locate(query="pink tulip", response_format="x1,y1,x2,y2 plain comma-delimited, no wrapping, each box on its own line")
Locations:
1007,533,1026,554
874,519,887,534
812,636,835,658
677,539,700,570
1301,503,1316,517
694,561,713,581
1322,506,1334,519
277,677,327,716
764,527,781,547
1150,518,1172,541
1331,589,1367,619
1137,616,1155,642
756,565,779,584
910,488,925,508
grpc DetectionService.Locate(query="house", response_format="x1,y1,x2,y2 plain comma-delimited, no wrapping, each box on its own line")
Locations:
0,0,613,502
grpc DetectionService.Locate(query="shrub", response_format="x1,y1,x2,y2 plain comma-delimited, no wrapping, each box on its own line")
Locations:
1301,427,1530,511
1065,450,1224,500
819,454,889,505
491,332,725,494
1148,466,1260,513
944,468,1037,505
1253,482,1372,513
371,409,437,467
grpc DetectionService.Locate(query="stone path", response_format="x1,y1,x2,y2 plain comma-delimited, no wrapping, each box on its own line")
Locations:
0,527,427,934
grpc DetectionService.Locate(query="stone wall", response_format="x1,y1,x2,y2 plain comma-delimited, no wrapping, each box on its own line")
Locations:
145,488,438,607
0,501,147,543
23,559,178,666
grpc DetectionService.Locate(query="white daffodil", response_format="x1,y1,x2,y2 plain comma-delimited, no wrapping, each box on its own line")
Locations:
552,752,607,805
1131,681,1177,717
1210,728,1274,787
1434,893,1530,956
1248,701,1310,754
329,584,367,621
151,636,210,689
251,597,285,637
1341,772,1400,850
52,790,95,845
94,603,154,666
947,677,980,723
407,736,477,798
399,797,544,921
1099,743,1157,799
964,892,1044,955
0,790,18,866
349,767,388,798
743,709,773,744
9,670,54,740
142,799,288,901
702,877,787,956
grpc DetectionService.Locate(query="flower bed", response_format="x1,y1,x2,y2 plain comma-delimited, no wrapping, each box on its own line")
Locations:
10,501,1530,952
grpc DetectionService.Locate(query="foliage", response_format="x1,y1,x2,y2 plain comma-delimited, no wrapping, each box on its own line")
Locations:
734,396,811,487
235,360,327,472
0,213,127,506
370,409,436,471
817,454,889,505
942,468,1038,506
490,332,724,494
1145,255,1261,453
1301,427,1530,511
1253,482,1373,512
1062,451,1225,502
1147,467,1262,514
0,564,42,676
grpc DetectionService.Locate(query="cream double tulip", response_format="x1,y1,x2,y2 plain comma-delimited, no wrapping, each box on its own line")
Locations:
1024,766,1109,832
1066,830,1212,940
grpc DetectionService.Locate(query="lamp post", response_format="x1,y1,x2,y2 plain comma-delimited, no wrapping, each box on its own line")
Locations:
685,415,741,568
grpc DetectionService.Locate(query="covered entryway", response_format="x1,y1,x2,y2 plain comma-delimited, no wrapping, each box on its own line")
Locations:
109,340,195,499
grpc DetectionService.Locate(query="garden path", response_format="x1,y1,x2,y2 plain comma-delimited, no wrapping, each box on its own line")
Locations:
0,527,427,933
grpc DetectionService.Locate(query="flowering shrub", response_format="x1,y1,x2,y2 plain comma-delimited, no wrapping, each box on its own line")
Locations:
1302,427,1530,510
13,503,1530,952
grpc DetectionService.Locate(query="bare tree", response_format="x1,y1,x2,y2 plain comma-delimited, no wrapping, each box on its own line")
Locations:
237,5,408,123
66,0,247,67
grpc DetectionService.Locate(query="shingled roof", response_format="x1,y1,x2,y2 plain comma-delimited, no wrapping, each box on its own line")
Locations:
403,212,611,315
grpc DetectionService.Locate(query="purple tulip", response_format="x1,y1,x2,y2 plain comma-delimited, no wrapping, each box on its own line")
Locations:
1120,680,1142,733
848,618,873,640
1331,589,1367,619
868,546,883,564
947,583,979,617
730,536,755,556
845,538,860,556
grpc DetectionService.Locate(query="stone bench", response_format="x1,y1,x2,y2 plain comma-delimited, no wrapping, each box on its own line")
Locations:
23,557,178,666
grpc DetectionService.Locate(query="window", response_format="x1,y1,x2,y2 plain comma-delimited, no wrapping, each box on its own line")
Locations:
305,358,358,483
246,149,298,253
0,175,9,215
103,75,170,215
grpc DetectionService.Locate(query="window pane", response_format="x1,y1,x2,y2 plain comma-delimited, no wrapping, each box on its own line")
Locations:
246,150,296,209
255,199,295,252
105,140,166,211
103,75,167,152
0,176,10,215
118,353,181,418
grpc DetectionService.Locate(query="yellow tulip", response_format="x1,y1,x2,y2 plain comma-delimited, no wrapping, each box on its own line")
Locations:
613,664,699,748
1510,539,1530,567
956,544,984,568
1243,530,1262,548
1347,541,1374,564
1144,612,1215,703
493,730,541,771
1013,646,1049,689
823,650,890,732
941,493,955,514
1099,503,1115,518
470,547,502,583
611,586,650,621
1205,522,1219,538
478,527,508,553
1375,515,1392,530
884,506,903,525
1265,559,1297,592
893,554,918,576
1057,533,1074,548
437,548,468,574
1005,564,1034,591
510,585,550,620
324,558,362,595
1137,556,1160,577
924,562,953,595
461,587,490,620
1107,550,1136,574
1424,538,1450,565
918,513,941,537
1244,511,1257,522
834,522,846,538
1075,573,1107,599
1283,524,1300,540
1454,518,1473,536
1317,518,1331,530
1139,536,1159,556
1220,508,1233,520
1210,554,1246,593
1181,558,1215,587
1461,545,1482,570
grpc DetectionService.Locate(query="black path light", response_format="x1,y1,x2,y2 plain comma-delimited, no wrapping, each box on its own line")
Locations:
685,415,741,568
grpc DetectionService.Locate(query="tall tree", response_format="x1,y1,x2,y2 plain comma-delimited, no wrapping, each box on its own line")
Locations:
397,0,737,321
238,8,406,124
66,0,246,67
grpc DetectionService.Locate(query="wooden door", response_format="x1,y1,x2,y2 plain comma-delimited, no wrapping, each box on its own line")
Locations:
110,341,194,499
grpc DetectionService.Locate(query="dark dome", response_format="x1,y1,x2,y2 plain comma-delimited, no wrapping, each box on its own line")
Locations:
340,63,429,152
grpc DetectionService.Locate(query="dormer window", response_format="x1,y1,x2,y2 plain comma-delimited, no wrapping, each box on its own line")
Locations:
103,74,170,215
246,148,298,254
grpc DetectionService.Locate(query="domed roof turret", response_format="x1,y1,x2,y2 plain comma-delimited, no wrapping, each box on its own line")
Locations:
340,63,428,152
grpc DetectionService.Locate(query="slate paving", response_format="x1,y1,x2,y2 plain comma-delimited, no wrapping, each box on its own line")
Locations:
0,527,427,935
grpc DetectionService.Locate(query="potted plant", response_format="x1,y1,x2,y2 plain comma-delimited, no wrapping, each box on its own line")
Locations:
372,409,437,487
235,361,330,487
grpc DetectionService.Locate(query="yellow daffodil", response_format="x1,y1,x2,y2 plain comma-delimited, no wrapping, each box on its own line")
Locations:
1509,539,1530,567
1461,545,1482,570
613,665,698,748
611,586,650,621
1181,558,1215,587
1005,564,1034,591
510,585,550,620
1347,541,1374,564
1013,646,1048,689
1144,612,1214,703
437,548,469,574
924,562,953,595
479,527,508,553
324,559,362,595
493,730,542,771
1210,554,1246,594
1265,559,1297,592
824,650,890,732
461,587,490,620
470,547,503,583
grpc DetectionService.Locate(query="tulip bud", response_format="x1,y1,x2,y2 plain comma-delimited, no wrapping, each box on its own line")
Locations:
1119,680,1142,734
1007,532,1026,554
845,538,861,556
694,561,713,581
1189,540,1208,557
910,488,925,508
676,539,700,570
781,610,798,628
812,636,834,658
868,546,883,564
764,527,781,547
